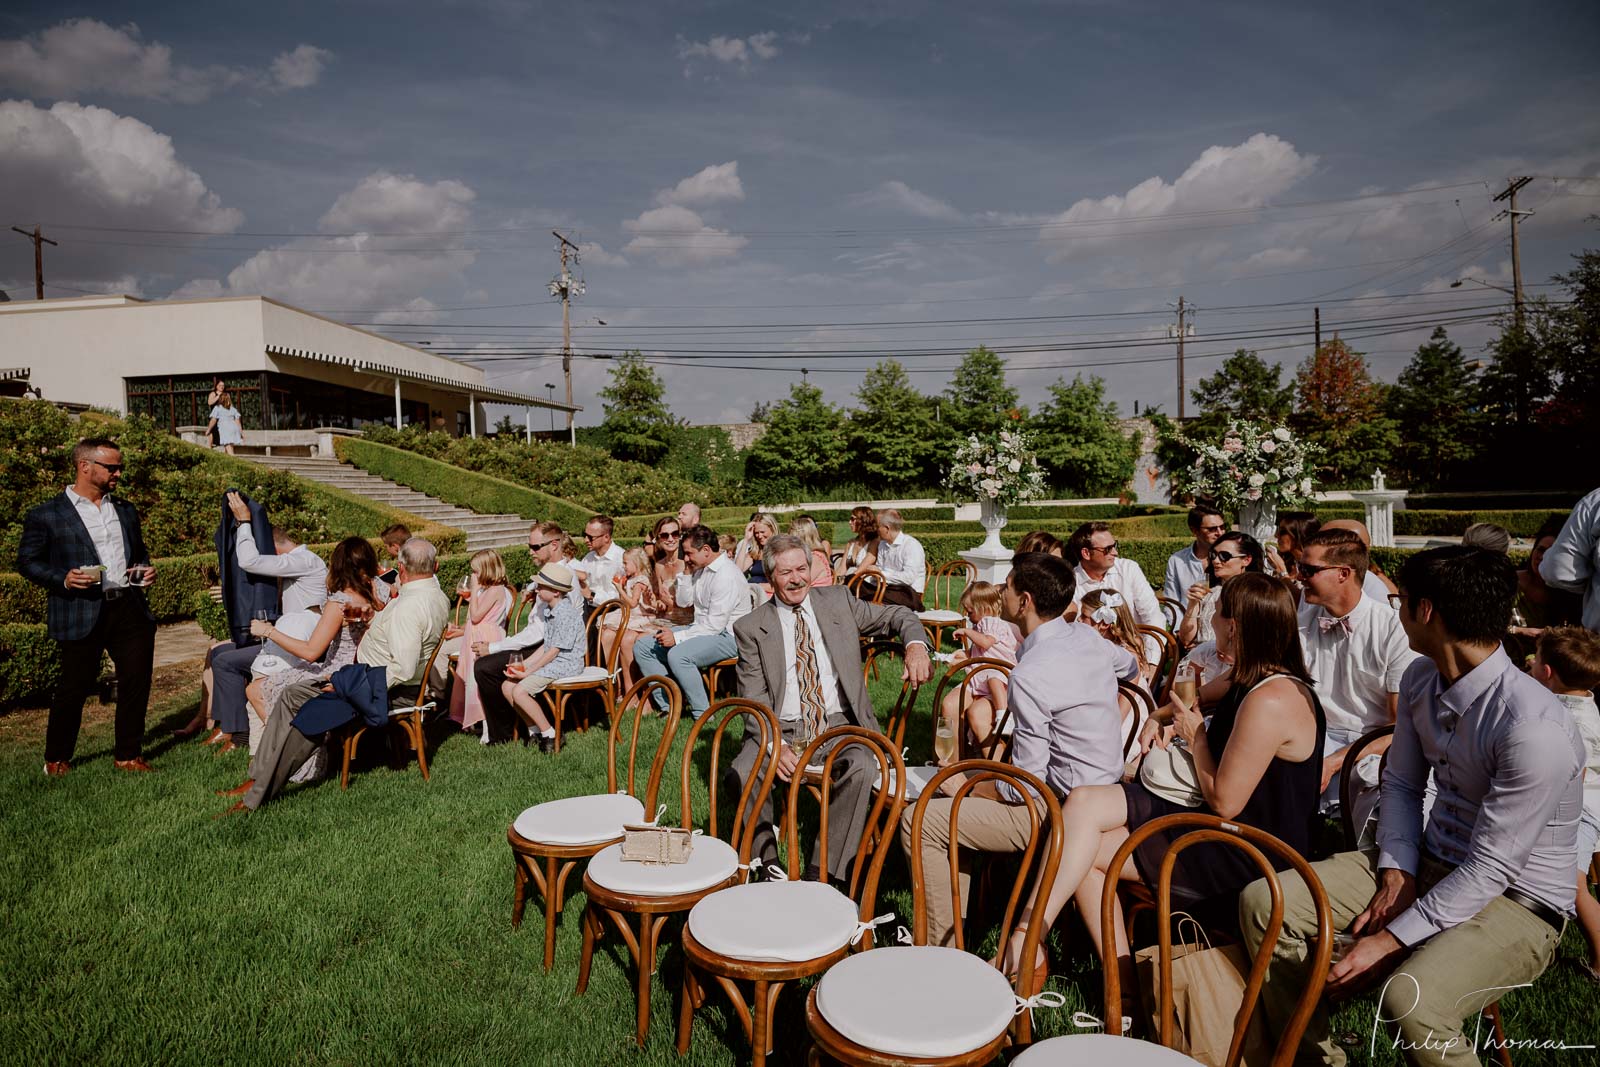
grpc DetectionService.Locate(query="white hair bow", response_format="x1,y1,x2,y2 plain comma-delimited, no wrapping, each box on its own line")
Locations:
1091,591,1123,625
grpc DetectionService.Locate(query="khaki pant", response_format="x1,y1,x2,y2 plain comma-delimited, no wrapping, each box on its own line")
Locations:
898,795,1036,947
513,672,557,698
1238,850,1562,1067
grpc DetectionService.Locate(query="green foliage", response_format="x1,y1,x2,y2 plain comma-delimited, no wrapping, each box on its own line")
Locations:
335,437,592,530
1393,509,1570,538
1190,349,1295,427
1292,339,1400,484
0,623,72,705
659,424,744,487
1384,328,1486,489
742,383,850,498
1028,375,1138,496
598,353,677,465
358,425,736,515
847,360,944,491
941,346,1021,438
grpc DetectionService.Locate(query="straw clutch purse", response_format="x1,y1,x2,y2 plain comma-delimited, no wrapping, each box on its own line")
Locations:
620,824,696,865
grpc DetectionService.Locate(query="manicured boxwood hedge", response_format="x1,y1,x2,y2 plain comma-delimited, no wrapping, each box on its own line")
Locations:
1393,510,1570,538
335,437,593,532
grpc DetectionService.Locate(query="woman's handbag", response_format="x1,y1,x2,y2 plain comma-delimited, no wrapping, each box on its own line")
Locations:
619,824,696,865
1137,738,1204,808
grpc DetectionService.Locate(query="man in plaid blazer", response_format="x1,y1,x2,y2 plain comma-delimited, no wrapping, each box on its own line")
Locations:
17,438,158,776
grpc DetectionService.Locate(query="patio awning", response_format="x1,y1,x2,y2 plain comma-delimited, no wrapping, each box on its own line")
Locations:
265,346,579,412
0,366,30,381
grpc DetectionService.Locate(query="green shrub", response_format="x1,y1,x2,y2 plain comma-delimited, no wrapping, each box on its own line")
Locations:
335,437,592,531
0,623,72,706
1393,510,1570,538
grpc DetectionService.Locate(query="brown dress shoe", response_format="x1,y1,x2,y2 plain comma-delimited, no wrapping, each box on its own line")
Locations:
114,757,155,773
217,778,255,797
213,800,249,820
214,739,241,756
44,761,71,777
201,727,226,746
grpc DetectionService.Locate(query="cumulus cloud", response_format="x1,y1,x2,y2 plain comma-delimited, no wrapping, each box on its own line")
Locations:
175,172,477,323
0,19,331,102
1038,133,1317,262
578,241,629,267
622,203,747,266
654,161,744,207
854,179,965,221
675,30,796,75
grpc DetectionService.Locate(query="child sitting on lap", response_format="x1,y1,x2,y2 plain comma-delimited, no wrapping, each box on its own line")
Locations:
939,581,1021,761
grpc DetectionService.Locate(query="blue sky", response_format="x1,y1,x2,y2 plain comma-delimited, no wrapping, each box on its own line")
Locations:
3,1,1598,425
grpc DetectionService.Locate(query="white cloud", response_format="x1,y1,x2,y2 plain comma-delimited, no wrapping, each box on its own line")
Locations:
1241,246,1311,270
675,30,793,75
1038,133,1317,262
621,203,747,266
269,44,334,90
578,241,628,267
855,179,965,221
654,161,744,207
175,172,477,323
0,19,331,102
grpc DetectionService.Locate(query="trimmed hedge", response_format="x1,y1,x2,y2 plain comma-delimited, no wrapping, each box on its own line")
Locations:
335,437,593,532
0,623,73,706
1394,510,1570,538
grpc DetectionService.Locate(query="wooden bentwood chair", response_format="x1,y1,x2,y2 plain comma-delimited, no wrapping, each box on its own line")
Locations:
537,599,628,752
804,761,1064,1065
576,697,780,1047
918,558,975,652
678,727,907,1066
338,626,448,789
1101,813,1332,1067
1138,623,1183,704
1157,595,1184,634
846,568,886,605
507,676,682,970
931,656,1016,761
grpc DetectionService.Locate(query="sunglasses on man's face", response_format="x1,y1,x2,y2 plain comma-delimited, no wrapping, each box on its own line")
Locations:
1295,560,1346,578
91,459,124,473
528,540,551,552
1089,542,1118,555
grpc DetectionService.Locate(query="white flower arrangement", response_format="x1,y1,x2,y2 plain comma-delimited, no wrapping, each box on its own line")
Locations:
1170,419,1319,512
945,427,1047,507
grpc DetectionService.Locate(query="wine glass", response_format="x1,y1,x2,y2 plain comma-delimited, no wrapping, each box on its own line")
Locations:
507,651,524,677
932,717,957,765
457,575,471,600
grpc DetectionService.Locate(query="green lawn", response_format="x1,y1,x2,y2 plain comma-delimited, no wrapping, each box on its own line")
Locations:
3,670,1597,1066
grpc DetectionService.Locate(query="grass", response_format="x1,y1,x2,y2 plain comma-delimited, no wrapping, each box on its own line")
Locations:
3,670,1597,1066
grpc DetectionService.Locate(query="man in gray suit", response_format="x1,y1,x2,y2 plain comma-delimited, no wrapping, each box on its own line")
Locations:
733,534,932,881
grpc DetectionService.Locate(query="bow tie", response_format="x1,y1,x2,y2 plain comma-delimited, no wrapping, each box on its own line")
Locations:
1318,614,1353,636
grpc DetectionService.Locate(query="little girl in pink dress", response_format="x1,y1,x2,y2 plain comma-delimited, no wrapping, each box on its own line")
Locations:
451,549,513,735
938,581,1021,761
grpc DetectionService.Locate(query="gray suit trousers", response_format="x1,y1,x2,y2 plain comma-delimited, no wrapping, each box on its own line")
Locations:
243,679,324,810
732,712,876,880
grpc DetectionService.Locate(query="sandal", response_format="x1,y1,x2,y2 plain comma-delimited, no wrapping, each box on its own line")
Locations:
994,925,1050,999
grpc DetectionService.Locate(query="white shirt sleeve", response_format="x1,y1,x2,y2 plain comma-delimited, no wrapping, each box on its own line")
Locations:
490,609,545,654
879,536,926,590
681,564,744,640
1122,560,1164,629
234,524,323,579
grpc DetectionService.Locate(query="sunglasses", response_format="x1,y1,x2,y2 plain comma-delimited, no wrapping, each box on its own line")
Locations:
1089,542,1119,555
91,460,125,473
1212,549,1249,564
528,540,551,551
1295,560,1347,578
658,530,681,539
583,532,605,541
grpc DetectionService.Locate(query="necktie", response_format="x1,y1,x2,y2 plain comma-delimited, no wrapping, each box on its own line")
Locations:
1318,613,1353,636
792,605,828,742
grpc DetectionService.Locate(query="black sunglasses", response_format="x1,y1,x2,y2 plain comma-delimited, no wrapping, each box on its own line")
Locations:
1212,549,1250,564
658,530,682,539
1295,560,1347,578
528,540,551,551
91,460,124,473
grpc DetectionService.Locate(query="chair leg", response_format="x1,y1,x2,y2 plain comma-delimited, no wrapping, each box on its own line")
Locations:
635,913,656,1047
411,714,430,780
1486,1002,1513,1067
553,692,567,753
543,856,560,971
676,961,698,1055
576,904,598,995
511,856,528,928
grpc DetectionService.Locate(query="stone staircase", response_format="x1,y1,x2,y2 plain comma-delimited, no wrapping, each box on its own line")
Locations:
247,455,529,553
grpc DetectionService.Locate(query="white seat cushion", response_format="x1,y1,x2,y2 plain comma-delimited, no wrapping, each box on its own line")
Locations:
1012,1034,1203,1065
870,763,940,801
512,793,645,846
550,665,609,686
917,609,965,623
586,835,741,896
815,946,1016,1058
688,881,860,963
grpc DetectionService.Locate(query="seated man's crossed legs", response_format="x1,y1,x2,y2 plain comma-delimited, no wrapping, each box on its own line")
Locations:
1239,850,1562,1067
632,630,736,715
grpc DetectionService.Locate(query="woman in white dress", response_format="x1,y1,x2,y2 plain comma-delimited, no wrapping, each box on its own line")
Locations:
207,393,244,455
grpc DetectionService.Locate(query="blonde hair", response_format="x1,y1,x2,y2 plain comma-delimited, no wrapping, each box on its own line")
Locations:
622,546,650,579
788,516,824,555
1080,588,1146,666
959,580,1004,620
750,513,779,537
470,548,509,588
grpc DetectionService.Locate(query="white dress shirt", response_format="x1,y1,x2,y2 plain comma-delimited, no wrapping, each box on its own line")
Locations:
574,541,625,604
489,598,545,654
876,531,927,592
775,596,845,722
1074,557,1163,629
675,552,751,640
1163,544,1207,604
1542,486,1600,632
1298,596,1418,750
65,487,127,590
1361,569,1391,605
235,523,328,613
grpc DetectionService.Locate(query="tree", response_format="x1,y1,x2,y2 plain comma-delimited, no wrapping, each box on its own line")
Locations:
1029,374,1138,496
942,346,1020,438
491,413,517,437
598,352,676,465
1384,328,1484,488
1543,244,1600,426
748,400,773,423
1190,349,1294,426
743,382,850,495
846,359,942,492
1292,337,1398,484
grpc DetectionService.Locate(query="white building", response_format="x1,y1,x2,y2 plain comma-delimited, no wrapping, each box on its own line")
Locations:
0,294,575,436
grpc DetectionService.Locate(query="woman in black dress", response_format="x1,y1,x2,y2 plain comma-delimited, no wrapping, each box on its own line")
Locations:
1003,572,1323,995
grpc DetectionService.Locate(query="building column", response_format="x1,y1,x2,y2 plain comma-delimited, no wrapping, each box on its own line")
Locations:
469,392,476,437
394,378,402,428
525,407,532,443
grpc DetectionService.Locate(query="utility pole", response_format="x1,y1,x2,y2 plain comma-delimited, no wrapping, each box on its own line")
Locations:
1167,297,1196,420
1314,306,1321,351
1491,177,1533,330
10,226,58,301
548,231,584,440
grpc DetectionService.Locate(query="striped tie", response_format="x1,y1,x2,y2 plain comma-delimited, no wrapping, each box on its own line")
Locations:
792,605,828,742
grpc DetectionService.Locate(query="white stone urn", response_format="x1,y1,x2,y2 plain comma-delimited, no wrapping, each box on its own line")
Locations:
961,497,1015,585
978,496,1008,553
1236,499,1277,544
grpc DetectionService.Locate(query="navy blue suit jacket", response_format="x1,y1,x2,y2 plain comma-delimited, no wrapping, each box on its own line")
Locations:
17,492,154,641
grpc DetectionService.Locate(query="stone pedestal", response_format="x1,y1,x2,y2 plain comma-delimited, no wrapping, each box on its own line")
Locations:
1348,490,1408,548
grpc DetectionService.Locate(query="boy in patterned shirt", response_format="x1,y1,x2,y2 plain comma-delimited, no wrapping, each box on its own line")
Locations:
502,562,587,753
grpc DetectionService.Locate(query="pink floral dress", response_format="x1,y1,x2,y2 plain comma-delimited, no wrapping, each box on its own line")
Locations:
965,615,1021,701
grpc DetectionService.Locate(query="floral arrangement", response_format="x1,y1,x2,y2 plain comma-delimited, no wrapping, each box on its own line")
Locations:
944,428,1047,507
1169,419,1318,512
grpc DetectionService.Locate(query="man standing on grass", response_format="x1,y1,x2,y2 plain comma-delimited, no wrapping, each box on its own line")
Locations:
18,438,158,776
